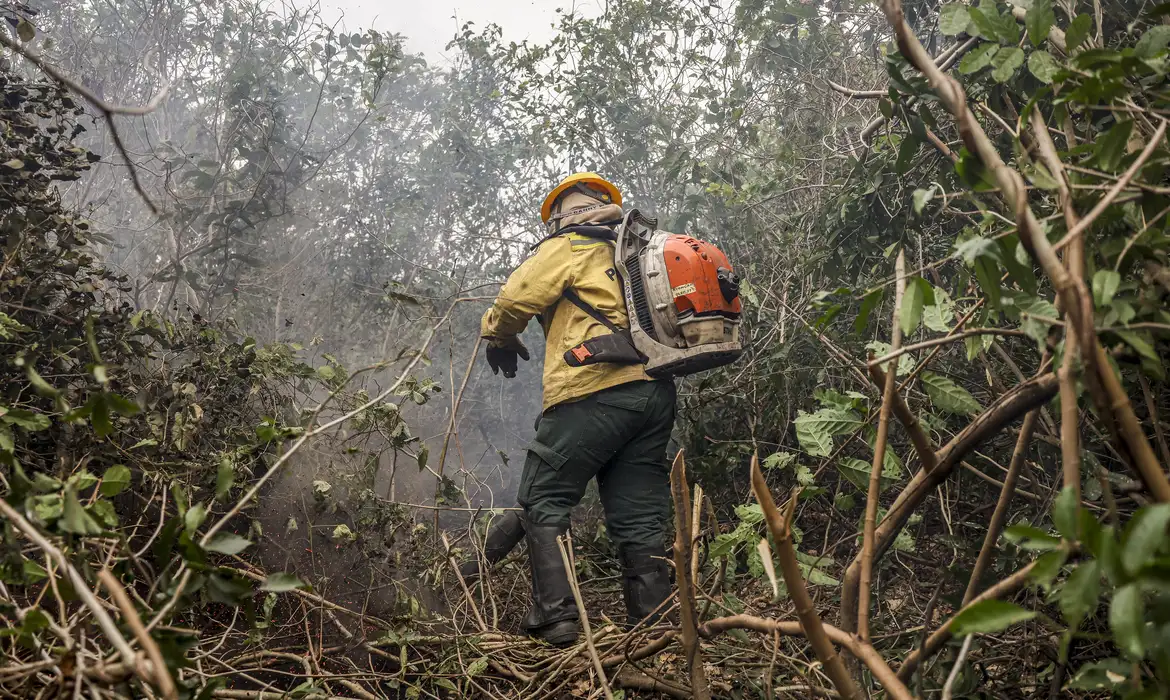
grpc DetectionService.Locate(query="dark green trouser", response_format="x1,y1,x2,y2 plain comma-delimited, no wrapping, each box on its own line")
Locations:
518,380,676,552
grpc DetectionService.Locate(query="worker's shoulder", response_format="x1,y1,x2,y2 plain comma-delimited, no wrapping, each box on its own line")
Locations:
564,231,614,252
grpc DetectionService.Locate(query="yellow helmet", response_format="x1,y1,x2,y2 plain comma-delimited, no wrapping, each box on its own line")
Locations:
540,172,622,224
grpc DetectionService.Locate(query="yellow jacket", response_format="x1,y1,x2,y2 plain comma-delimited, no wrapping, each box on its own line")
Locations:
481,200,652,411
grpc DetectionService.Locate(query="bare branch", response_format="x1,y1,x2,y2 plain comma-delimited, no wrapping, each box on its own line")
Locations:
750,455,864,700
0,32,170,214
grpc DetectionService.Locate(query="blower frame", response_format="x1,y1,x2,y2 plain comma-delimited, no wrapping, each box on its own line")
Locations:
614,209,743,378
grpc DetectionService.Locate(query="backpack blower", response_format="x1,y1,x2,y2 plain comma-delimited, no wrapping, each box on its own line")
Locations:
561,209,744,377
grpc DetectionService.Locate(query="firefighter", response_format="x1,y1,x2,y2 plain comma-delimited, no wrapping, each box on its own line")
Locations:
478,173,675,646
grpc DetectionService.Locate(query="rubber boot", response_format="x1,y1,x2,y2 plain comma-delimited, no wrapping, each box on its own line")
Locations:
621,546,673,628
520,521,579,646
458,510,525,582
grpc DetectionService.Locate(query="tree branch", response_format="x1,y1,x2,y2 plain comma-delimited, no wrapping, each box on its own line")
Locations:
859,251,905,642
750,456,864,700
0,32,170,214
670,451,711,700
699,613,912,700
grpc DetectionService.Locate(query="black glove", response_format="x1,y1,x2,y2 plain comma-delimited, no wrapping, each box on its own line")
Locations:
485,341,530,379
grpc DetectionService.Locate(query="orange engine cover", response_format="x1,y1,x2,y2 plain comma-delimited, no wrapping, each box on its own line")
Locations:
662,235,742,317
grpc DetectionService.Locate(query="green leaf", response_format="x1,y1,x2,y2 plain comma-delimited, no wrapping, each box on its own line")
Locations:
895,134,921,175
959,42,1000,74
837,457,898,492
61,486,103,535
968,8,999,42
216,459,234,499
856,288,883,334
1093,121,1134,172
795,551,840,586
22,559,48,583
32,472,60,493
206,533,252,555
1135,25,1170,58
32,494,63,523
1067,658,1135,691
736,503,765,526
88,500,118,528
68,470,98,491
16,18,35,42
2,158,24,170
939,5,972,35
1116,330,1159,362
921,372,983,415
99,465,131,497
1026,0,1055,46
954,235,996,265
1065,14,1093,53
990,47,1025,82
185,503,207,535
922,286,955,333
1054,485,1079,540
3,409,50,431
900,276,930,335
1004,291,1058,345
1027,50,1060,83
912,186,935,215
1004,524,1062,551
261,572,308,592
416,445,429,471
795,409,862,457
1059,560,1100,628
1031,549,1069,591
950,600,1037,635
1121,504,1170,576
90,395,111,438
1110,583,1145,659
1026,162,1061,190
106,393,139,416
762,452,796,470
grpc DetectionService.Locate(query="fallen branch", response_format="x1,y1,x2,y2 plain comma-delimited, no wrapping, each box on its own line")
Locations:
0,500,134,663
699,613,912,700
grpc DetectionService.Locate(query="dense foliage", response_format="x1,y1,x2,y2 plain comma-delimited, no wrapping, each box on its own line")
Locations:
5,0,1170,697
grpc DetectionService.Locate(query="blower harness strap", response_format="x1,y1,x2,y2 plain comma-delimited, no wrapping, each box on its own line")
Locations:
561,288,645,367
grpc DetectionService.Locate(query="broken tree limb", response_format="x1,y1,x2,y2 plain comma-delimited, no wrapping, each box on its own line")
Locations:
670,451,711,700
750,455,863,700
